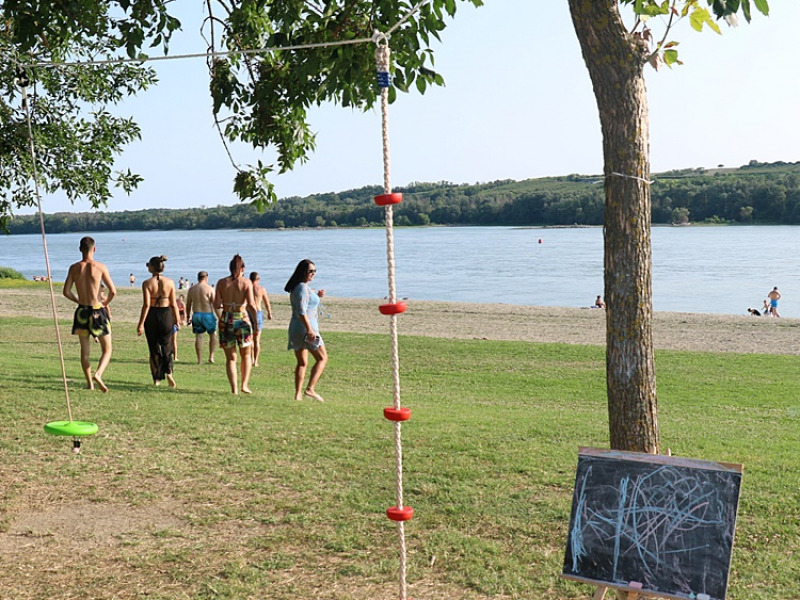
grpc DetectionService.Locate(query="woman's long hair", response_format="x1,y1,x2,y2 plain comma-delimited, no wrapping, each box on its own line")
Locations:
284,259,314,293
229,254,245,277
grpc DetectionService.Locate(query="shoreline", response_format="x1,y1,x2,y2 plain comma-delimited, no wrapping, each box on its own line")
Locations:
2,286,799,355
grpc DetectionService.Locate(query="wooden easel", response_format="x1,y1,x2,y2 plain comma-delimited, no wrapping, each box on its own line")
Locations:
592,583,690,600
592,585,652,600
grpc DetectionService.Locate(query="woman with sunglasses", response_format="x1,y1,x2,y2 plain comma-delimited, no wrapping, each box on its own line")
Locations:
284,259,328,401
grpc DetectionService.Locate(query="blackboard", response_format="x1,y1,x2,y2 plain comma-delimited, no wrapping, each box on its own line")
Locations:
562,447,743,600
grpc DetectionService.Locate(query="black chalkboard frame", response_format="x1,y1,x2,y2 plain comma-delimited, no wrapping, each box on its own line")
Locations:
562,447,744,600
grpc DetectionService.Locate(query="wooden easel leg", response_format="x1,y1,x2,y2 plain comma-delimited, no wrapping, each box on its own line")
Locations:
592,586,608,600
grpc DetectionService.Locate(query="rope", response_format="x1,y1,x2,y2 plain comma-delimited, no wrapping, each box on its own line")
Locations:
19,36,376,69
14,1,435,70
18,74,74,422
385,0,431,36
609,171,654,185
376,41,410,600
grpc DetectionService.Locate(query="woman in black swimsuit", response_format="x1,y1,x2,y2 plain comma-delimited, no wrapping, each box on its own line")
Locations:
137,255,180,387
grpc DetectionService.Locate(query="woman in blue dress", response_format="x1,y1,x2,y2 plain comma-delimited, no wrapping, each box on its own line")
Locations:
284,259,328,401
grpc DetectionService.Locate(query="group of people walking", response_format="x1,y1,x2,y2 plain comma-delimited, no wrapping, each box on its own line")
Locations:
62,236,328,399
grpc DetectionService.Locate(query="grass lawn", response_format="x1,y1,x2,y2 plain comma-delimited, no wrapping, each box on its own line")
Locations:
1,314,798,599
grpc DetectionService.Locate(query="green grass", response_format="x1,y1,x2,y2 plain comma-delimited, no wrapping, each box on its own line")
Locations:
1,316,798,599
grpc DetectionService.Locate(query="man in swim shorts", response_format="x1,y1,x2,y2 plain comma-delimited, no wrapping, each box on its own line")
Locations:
185,271,220,364
62,236,117,392
768,286,781,317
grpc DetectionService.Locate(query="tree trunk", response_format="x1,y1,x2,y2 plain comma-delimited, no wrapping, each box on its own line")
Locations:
567,0,659,454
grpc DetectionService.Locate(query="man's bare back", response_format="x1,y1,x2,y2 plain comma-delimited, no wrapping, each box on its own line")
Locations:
64,260,115,307
186,280,216,315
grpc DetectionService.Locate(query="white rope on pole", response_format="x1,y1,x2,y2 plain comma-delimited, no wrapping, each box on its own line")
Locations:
608,171,654,185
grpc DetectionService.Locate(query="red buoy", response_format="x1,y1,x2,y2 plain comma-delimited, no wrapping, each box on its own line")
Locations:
374,193,403,206
384,407,412,422
379,301,407,315
386,506,414,521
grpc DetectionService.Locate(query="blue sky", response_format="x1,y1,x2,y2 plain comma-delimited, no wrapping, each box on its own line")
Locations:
26,1,800,214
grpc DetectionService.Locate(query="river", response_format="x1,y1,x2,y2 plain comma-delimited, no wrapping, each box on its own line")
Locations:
1,225,796,317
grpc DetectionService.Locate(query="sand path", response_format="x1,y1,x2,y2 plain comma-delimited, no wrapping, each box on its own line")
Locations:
3,286,799,355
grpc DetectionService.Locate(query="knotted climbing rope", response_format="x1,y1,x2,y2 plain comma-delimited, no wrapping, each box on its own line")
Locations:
374,37,414,600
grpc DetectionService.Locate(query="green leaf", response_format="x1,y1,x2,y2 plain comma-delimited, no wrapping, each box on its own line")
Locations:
689,7,720,33
633,0,670,16
752,0,769,16
740,0,752,22
663,49,681,65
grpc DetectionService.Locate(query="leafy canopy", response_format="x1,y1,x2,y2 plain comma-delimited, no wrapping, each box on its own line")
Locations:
621,0,769,67
205,0,482,208
0,0,181,230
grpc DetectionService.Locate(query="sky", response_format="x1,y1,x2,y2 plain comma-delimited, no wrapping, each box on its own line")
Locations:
21,1,800,214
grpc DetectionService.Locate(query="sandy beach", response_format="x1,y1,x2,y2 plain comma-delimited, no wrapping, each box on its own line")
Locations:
3,285,800,355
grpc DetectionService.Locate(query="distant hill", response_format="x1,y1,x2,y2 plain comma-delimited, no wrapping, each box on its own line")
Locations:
8,160,800,234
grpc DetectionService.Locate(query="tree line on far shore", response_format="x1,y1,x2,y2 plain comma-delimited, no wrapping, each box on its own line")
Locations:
7,160,800,234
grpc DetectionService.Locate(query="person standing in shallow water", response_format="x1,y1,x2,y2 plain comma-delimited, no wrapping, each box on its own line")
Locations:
215,254,258,395
285,259,328,402
137,255,179,388
767,286,781,317
63,236,116,392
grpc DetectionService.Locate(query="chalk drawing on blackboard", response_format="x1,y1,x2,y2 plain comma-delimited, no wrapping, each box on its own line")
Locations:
562,447,743,600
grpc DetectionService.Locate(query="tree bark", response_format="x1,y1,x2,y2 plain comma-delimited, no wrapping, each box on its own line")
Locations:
567,0,659,454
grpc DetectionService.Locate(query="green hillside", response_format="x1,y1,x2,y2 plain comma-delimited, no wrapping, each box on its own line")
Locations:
8,160,800,234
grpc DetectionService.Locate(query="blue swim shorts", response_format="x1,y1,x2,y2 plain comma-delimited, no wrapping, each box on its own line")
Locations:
192,312,217,335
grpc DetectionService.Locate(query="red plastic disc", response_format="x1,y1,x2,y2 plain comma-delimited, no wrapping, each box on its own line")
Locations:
384,407,412,422
379,301,407,315
374,193,403,206
386,506,414,521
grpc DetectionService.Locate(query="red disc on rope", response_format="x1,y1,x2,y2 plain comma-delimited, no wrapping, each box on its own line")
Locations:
386,506,414,522
384,407,411,422
374,193,403,206
379,301,407,315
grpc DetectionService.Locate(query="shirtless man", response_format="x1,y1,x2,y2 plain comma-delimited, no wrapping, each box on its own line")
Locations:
215,255,258,394
62,236,116,392
768,286,781,317
186,271,220,364
249,271,273,367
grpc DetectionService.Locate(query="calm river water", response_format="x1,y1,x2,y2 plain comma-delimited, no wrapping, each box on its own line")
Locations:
1,226,797,318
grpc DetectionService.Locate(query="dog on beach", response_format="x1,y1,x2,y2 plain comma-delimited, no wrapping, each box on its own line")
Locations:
747,308,762,316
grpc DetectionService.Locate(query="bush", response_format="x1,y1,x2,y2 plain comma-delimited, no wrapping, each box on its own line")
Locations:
0,266,25,280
